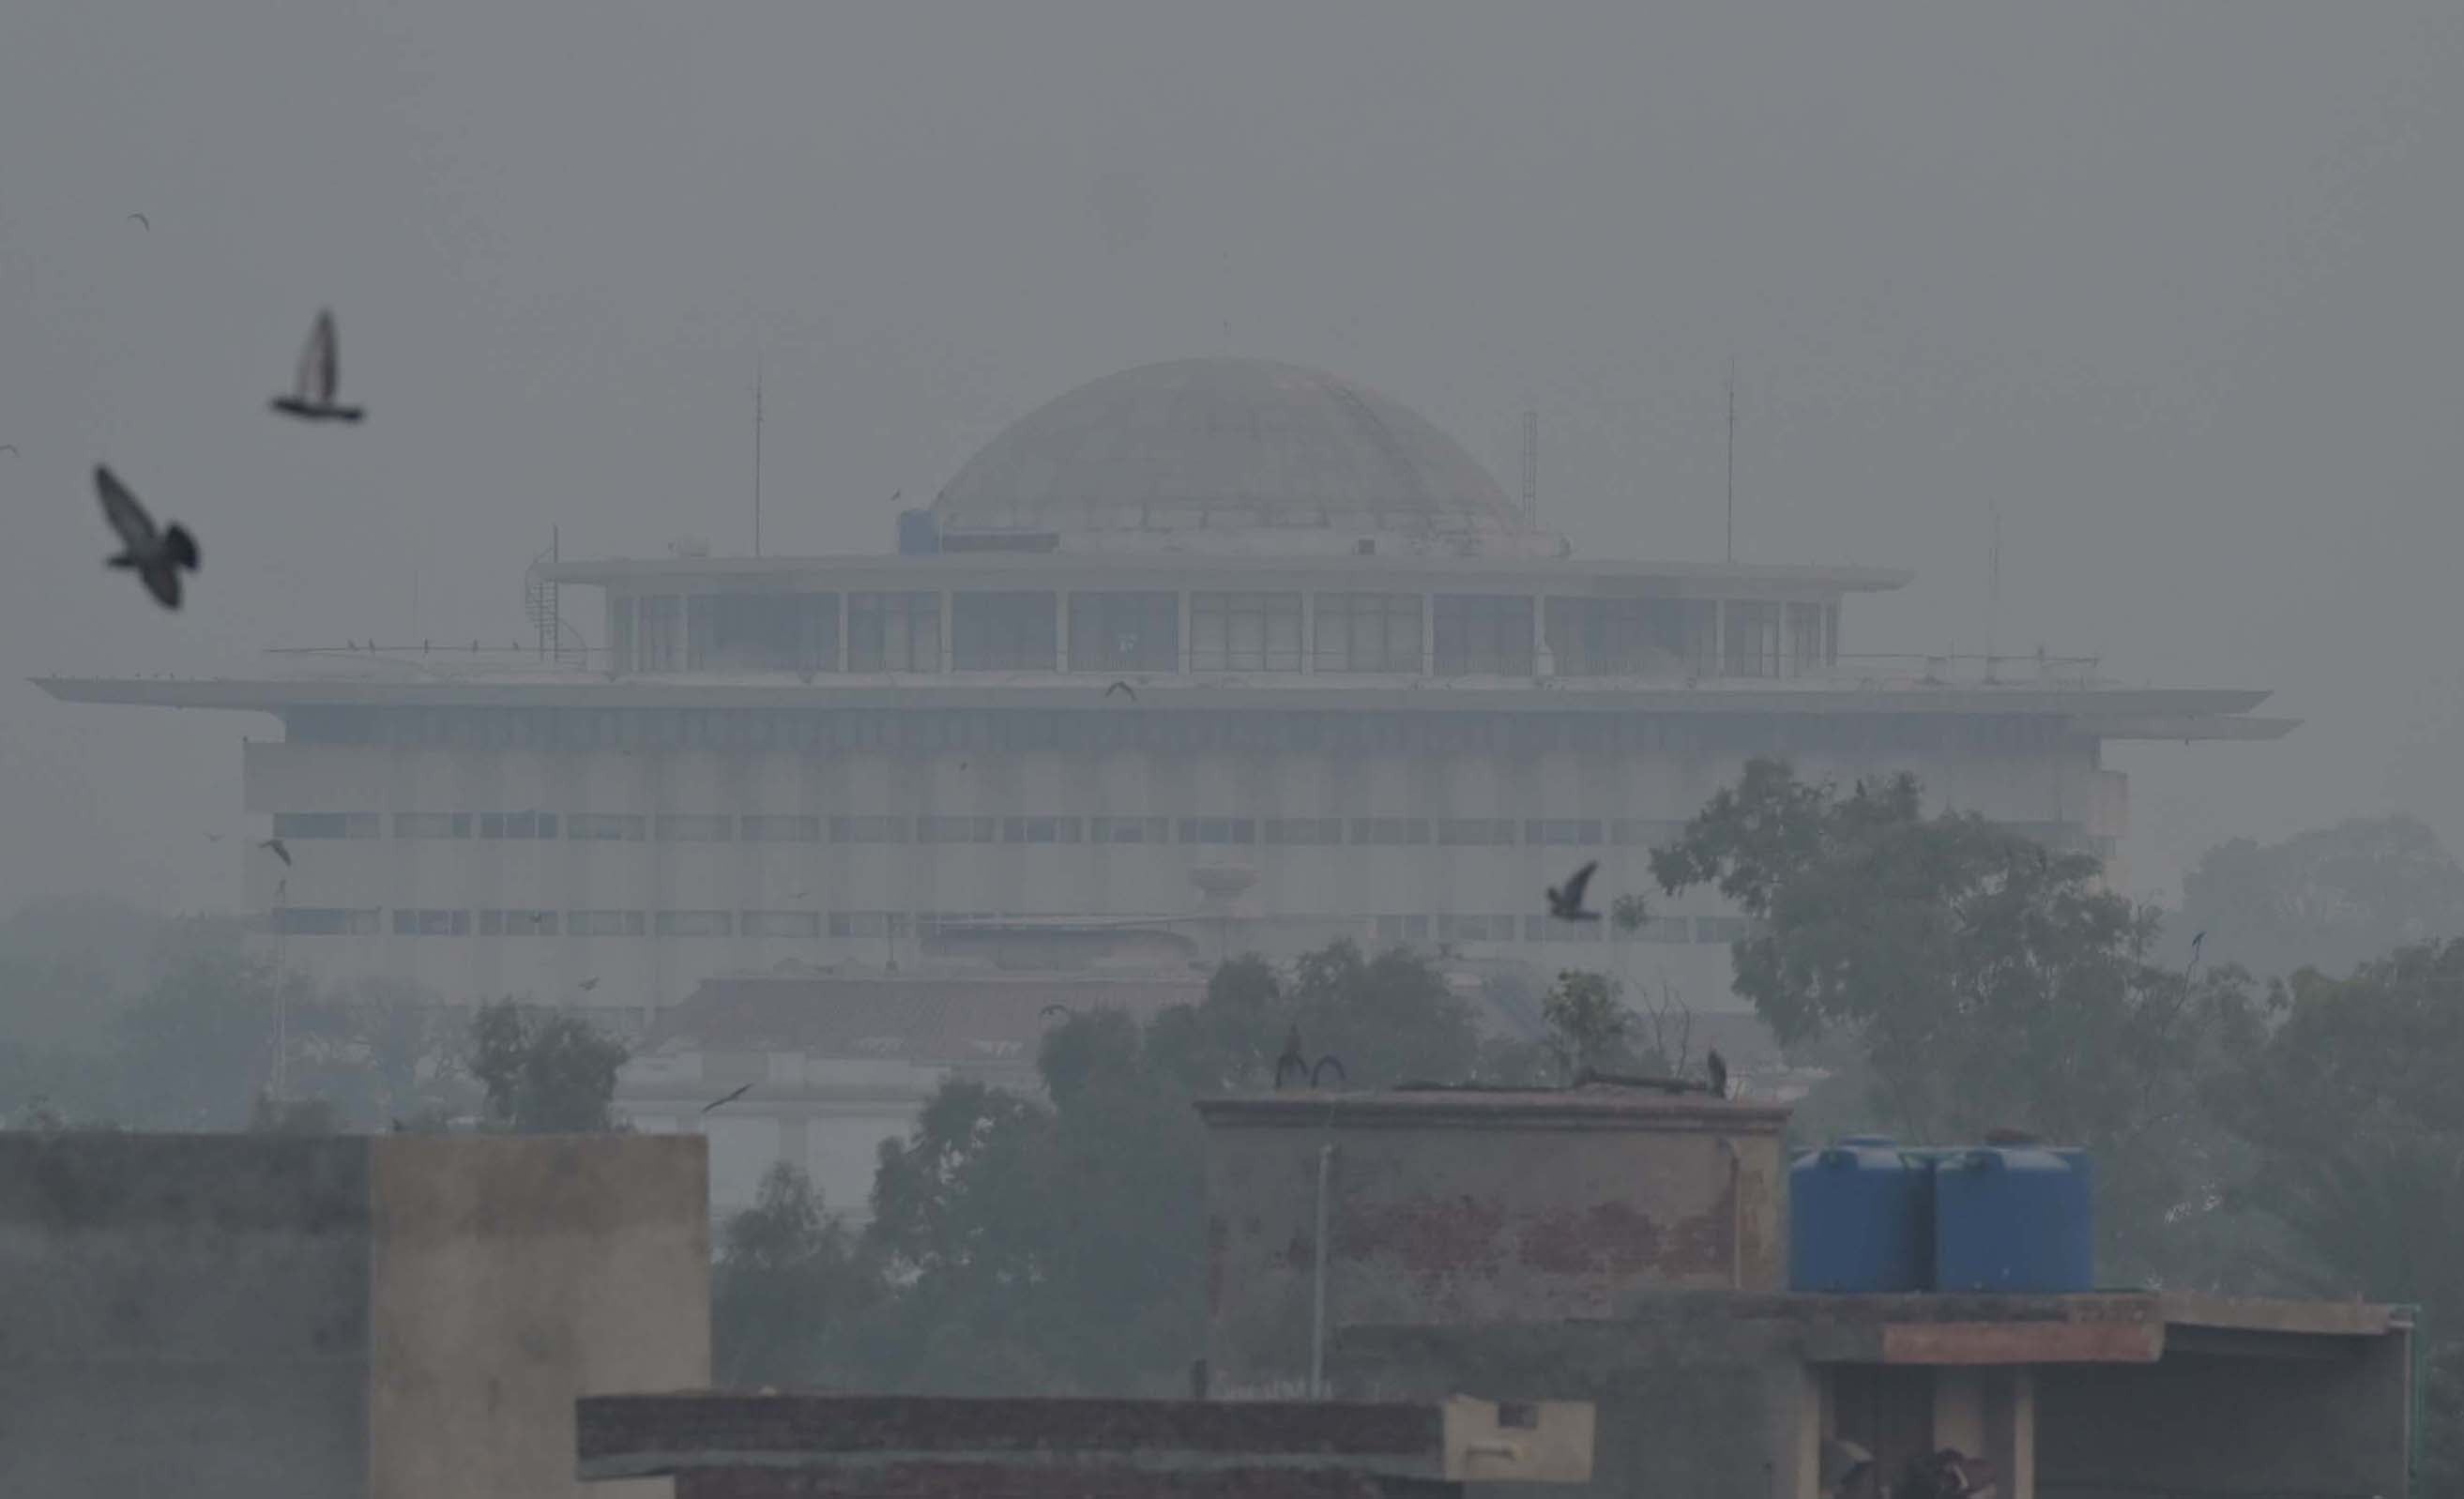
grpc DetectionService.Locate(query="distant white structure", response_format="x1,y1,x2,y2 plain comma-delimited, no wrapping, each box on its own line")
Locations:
39,356,2289,1027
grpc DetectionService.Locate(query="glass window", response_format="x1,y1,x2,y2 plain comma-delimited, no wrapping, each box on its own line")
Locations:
847,591,942,673
568,813,645,841
1523,819,1603,847
635,596,682,673
1374,915,1431,946
1069,592,1179,673
739,814,821,842
1177,817,1255,845
1313,593,1422,673
392,909,469,936
1348,817,1430,846
829,911,910,938
1190,592,1302,673
1620,916,1692,944
1611,819,1681,848
655,814,734,842
1521,913,1603,943
740,910,821,938
568,910,647,937
1262,818,1345,846
1787,602,1828,676
1437,818,1517,847
951,592,1058,671
1090,816,1169,845
393,812,469,839
1723,601,1782,677
1432,595,1536,676
684,592,839,674
478,909,558,936
479,810,557,840
655,910,733,937
918,815,998,844
268,907,379,935
829,815,911,843
273,812,380,839
610,597,634,674
1544,597,1712,677
1696,916,1756,943
1001,816,1084,844
1437,914,1517,942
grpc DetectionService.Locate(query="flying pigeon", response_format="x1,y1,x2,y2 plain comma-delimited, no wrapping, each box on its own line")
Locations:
96,466,200,610
0,444,17,456
1274,1024,1308,1089
1104,680,1136,701
257,837,292,867
1706,1047,1728,1100
1310,1054,1347,1088
269,309,365,423
1546,861,1601,922
702,1083,754,1114
126,213,148,231
578,977,600,992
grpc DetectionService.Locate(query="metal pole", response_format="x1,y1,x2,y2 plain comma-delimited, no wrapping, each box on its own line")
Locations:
1311,1142,1334,1398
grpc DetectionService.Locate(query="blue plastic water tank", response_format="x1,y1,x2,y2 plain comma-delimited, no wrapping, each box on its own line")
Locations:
1932,1145,2095,1293
1789,1134,1932,1292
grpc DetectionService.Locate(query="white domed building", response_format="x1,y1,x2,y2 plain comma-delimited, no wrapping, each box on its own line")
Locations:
40,356,2288,1212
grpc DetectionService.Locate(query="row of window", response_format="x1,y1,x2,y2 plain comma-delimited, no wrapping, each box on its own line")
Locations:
610,589,1841,678
273,811,1690,848
269,907,1756,944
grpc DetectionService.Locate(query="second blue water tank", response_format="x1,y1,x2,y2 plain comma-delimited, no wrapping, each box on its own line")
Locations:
1789,1135,1932,1292
1932,1145,2095,1293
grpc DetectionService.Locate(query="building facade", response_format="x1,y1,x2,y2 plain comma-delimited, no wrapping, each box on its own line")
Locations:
39,356,2289,1024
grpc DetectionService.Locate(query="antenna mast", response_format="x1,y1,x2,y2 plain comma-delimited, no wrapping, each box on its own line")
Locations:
1521,411,1539,529
1725,364,1737,563
753,354,765,558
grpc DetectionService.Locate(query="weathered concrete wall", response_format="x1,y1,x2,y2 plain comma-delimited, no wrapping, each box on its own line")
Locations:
1199,1092,1788,1387
1333,1309,1813,1499
369,1133,711,1499
2036,1333,2412,1499
0,1132,375,1498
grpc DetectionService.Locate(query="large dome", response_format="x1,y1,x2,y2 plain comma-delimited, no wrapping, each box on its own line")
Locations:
933,358,1529,549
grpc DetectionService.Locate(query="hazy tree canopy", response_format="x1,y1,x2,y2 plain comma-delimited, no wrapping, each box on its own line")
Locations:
2180,814,2464,982
713,1161,876,1389
1655,758,2265,1280
1540,969,1642,1081
466,1001,628,1134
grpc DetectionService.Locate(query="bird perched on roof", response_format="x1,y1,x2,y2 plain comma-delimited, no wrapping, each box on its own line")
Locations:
1894,1447,1995,1498
257,837,292,867
270,309,365,423
1274,1024,1308,1089
1706,1047,1728,1100
702,1083,753,1114
1546,862,1600,922
96,466,200,611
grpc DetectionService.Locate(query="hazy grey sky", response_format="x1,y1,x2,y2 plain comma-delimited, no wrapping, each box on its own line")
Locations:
3,3,2458,912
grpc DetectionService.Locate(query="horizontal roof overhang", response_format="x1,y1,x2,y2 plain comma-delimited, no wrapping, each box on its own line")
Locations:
537,551,1914,595
1787,1293,2407,1366
32,675,2280,732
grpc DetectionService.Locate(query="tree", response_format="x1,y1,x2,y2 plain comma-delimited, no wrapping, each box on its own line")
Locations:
712,1162,877,1387
1540,969,1638,1080
1651,758,2264,1281
2181,815,2464,981
467,1001,628,1133
112,916,299,1130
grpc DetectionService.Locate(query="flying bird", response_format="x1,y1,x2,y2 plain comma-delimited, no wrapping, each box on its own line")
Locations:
1310,1054,1347,1088
126,213,148,231
578,977,600,992
702,1083,754,1114
1104,681,1136,702
1706,1047,1728,1100
1273,1024,1308,1089
0,444,17,456
257,837,292,867
269,309,365,423
1039,1004,1074,1020
96,465,200,610
1546,861,1601,922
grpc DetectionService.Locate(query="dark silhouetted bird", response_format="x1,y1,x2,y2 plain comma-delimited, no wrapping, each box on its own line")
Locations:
270,309,365,423
702,1083,753,1114
0,444,17,456
1310,1054,1347,1088
1105,680,1136,701
257,837,292,867
1706,1047,1728,1099
126,213,148,231
1546,861,1601,922
1274,1024,1308,1089
97,465,199,610
578,977,600,992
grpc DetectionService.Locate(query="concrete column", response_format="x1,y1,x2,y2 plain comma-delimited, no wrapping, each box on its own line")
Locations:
835,591,849,673
1532,593,1552,677
1178,587,1193,674
1057,589,1073,672
1300,593,1316,675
